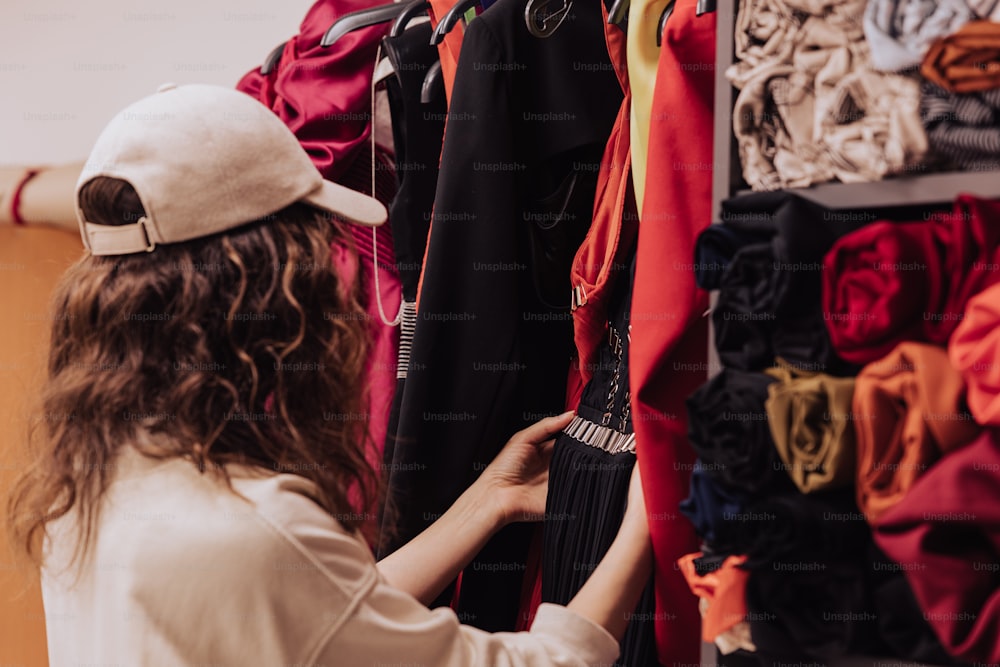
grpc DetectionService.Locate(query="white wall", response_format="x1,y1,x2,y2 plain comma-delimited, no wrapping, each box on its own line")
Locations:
0,0,315,166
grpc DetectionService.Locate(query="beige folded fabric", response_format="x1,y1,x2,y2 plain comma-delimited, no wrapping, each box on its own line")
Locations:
734,65,925,190
733,66,837,191
715,618,757,655
729,0,928,190
730,0,802,88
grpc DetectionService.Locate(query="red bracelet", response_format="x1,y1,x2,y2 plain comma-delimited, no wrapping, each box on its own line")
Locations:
10,169,40,226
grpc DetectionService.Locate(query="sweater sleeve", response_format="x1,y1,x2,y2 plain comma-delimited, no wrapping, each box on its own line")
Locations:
239,472,619,667
322,579,620,667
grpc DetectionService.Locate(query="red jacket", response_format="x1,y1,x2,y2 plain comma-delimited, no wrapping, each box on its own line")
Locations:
632,2,717,663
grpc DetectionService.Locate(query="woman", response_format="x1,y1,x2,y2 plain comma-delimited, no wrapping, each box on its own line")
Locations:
7,84,654,666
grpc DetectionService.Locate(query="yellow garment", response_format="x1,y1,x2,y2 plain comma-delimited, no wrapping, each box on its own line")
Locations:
626,0,670,218
764,365,857,494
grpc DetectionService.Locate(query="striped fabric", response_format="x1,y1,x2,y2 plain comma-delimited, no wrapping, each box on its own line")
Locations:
921,81,1000,171
970,0,1000,18
395,300,417,380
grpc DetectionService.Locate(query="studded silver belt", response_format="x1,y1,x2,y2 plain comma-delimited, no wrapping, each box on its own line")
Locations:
563,415,636,455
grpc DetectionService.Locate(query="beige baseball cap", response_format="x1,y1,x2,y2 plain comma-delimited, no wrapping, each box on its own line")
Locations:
76,83,386,256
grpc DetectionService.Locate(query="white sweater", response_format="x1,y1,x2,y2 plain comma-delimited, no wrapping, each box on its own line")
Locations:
41,446,619,667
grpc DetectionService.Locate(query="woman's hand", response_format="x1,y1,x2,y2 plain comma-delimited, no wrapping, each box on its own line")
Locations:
376,411,573,605
477,411,574,527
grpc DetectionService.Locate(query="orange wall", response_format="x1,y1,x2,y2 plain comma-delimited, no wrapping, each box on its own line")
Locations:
0,225,84,667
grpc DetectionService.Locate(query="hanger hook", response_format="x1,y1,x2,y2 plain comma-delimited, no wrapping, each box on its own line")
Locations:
524,0,573,38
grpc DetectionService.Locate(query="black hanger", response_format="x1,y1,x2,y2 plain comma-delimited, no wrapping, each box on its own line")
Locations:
420,60,444,103
260,40,288,75
429,0,480,45
655,0,675,46
606,0,628,29
391,0,431,37
524,0,574,38
695,0,716,14
321,3,411,47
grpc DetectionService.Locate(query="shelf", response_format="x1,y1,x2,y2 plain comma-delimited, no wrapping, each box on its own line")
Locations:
708,0,1000,218
707,645,954,667
703,2,969,667
736,170,1000,211
709,0,737,222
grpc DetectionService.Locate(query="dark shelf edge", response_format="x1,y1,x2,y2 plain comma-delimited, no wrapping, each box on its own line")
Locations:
706,644,954,667
729,169,1000,210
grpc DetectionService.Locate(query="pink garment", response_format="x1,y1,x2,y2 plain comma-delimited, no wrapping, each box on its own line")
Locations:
236,0,389,181
236,0,402,500
331,227,400,484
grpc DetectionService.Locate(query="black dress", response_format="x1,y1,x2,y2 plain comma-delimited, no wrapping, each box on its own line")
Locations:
379,22,446,527
542,243,658,667
379,0,623,631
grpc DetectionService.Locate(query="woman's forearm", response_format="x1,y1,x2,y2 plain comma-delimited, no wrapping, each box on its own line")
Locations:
376,481,504,606
376,412,569,606
0,163,83,230
566,515,653,642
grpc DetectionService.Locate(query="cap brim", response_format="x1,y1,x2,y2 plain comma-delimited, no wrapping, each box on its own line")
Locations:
303,179,387,227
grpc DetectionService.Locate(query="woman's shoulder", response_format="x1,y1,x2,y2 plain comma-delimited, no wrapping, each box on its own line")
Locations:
44,448,382,664
100,448,379,601
229,469,379,593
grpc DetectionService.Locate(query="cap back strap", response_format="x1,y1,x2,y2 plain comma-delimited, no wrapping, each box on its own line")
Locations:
84,217,156,256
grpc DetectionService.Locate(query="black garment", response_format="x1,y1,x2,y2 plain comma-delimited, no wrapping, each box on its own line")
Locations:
735,489,869,570
685,369,790,496
693,224,775,290
678,460,748,554
710,191,942,376
711,194,849,375
380,0,623,632
692,551,728,577
381,22,445,303
743,490,881,662
747,561,878,663
379,24,446,532
696,192,780,292
542,246,657,667
712,243,781,372
869,547,964,665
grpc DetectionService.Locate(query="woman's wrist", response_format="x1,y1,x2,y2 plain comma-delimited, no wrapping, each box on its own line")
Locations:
377,477,509,604
617,507,652,553
457,477,509,534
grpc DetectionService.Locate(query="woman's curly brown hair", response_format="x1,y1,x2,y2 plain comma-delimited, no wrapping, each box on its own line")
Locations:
8,176,380,567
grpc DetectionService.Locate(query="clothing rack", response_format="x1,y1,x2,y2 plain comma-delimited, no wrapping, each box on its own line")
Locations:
705,0,985,663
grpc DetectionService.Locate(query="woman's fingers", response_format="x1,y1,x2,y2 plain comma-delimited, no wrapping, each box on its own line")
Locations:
511,411,575,446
